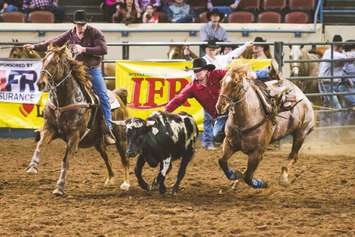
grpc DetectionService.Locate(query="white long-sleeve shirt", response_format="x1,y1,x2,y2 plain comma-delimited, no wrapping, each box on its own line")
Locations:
203,44,247,69
319,48,347,82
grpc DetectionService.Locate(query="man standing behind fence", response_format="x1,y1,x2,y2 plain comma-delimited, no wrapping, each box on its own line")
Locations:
318,35,347,126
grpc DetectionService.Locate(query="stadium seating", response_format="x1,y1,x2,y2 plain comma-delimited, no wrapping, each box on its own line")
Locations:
155,11,169,23
1,12,25,22
228,11,255,23
258,11,282,23
28,11,55,23
187,0,208,14
262,0,287,10
285,11,310,23
289,0,315,11
238,0,261,10
198,11,208,23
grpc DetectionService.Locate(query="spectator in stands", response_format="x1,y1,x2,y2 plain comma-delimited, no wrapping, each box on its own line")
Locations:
102,0,124,22
142,4,159,23
202,39,252,69
135,0,160,17
200,9,228,42
252,36,272,59
319,34,347,126
166,0,194,23
207,0,240,15
0,0,22,13
112,0,140,24
23,0,64,22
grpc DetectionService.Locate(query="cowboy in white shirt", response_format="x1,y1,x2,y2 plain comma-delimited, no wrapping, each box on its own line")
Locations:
202,39,252,69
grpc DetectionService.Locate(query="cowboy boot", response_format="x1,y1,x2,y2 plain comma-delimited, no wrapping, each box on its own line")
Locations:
104,127,116,145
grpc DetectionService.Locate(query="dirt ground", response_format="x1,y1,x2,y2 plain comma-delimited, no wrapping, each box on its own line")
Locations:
0,129,354,237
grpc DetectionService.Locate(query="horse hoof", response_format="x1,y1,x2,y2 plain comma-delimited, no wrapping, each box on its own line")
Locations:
26,166,38,174
104,177,115,186
52,188,64,196
250,179,268,189
120,181,130,191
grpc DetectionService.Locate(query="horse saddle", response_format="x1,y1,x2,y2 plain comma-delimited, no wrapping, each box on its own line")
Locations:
253,80,300,122
265,80,300,111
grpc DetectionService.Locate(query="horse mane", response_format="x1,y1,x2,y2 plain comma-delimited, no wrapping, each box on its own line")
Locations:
67,58,93,89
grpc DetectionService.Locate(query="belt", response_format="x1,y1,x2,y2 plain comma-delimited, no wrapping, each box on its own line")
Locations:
88,65,101,70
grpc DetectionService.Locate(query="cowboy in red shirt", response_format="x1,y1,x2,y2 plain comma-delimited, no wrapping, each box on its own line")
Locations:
166,57,271,150
166,58,228,150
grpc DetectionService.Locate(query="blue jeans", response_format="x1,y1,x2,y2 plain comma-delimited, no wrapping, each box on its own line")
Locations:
89,67,112,130
202,111,228,147
2,4,19,13
213,6,232,16
318,80,342,126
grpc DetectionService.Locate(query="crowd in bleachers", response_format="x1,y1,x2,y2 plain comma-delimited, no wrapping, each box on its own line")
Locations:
0,0,64,22
102,0,316,24
0,0,317,23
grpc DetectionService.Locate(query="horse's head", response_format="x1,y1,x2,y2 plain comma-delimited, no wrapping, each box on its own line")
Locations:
216,64,250,115
9,46,42,59
168,45,183,59
289,45,303,76
37,43,71,90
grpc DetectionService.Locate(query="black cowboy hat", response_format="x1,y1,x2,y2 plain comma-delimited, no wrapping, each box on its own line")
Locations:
186,58,216,73
204,39,221,49
344,39,355,52
73,10,88,24
333,34,343,42
254,36,269,50
207,9,224,21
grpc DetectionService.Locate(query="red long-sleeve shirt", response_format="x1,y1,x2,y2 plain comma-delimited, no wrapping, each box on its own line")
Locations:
166,69,227,118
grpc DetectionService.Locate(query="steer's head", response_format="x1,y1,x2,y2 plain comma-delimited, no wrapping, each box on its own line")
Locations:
118,118,155,158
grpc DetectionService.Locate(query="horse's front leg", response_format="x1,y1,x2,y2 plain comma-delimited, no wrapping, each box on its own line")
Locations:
218,138,242,181
244,150,268,188
95,144,115,187
26,127,55,174
53,132,80,196
115,140,130,191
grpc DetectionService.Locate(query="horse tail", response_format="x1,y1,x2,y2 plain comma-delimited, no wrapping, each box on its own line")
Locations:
114,88,128,106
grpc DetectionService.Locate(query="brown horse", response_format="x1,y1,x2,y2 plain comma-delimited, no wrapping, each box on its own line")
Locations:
9,46,44,59
216,64,315,188
26,44,131,195
167,45,198,60
289,45,322,107
8,45,117,90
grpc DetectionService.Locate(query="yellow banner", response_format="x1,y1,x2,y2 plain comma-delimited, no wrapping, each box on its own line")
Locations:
115,60,204,130
232,58,272,71
0,93,48,128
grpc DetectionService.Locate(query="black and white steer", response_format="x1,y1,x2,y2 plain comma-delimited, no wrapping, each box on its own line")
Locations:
121,111,198,195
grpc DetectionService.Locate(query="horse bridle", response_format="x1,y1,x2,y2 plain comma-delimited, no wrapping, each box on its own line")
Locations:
219,77,249,110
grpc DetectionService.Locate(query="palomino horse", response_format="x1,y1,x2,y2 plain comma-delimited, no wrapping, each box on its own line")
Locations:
26,44,130,195
289,45,322,107
216,64,315,188
167,45,198,60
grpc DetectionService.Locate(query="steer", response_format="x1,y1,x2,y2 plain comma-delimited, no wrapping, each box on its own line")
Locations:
121,111,198,195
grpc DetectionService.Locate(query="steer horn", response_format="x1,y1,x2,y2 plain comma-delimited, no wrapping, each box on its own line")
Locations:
146,120,155,127
112,120,126,126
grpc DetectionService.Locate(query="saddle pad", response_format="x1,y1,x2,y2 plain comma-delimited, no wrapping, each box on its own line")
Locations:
107,90,120,110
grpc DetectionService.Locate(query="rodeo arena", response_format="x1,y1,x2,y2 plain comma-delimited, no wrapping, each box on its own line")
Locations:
1,0,355,236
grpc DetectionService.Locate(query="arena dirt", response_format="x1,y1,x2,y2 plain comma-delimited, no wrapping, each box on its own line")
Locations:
0,130,354,237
